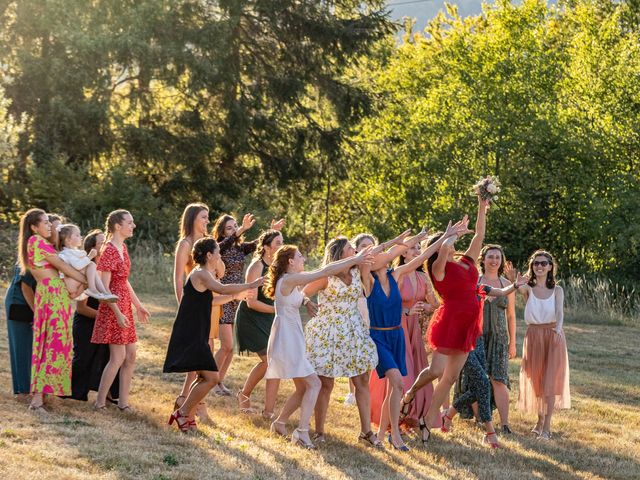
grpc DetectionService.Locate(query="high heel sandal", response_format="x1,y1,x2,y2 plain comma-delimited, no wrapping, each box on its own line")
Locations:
291,428,317,450
358,431,384,449
270,420,288,438
418,419,431,446
168,409,191,433
440,411,454,433
261,410,275,420
483,431,501,449
236,391,258,415
399,393,414,422
387,434,410,452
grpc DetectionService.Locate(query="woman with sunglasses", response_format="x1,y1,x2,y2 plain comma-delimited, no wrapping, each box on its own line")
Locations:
510,250,570,440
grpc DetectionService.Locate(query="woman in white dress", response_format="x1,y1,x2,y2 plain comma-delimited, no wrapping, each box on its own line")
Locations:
265,244,373,449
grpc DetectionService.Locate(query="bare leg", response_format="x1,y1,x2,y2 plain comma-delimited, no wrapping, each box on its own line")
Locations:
403,351,447,403
214,324,234,384
384,369,406,448
377,378,391,442
424,352,469,428
85,262,99,293
180,372,197,398
96,344,126,406
180,371,219,416
240,354,269,409
264,378,280,416
542,396,555,433
491,378,510,427
298,375,321,444
313,376,334,435
117,343,137,408
352,372,372,434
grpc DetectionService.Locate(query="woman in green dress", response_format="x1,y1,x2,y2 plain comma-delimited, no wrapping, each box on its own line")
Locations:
234,230,283,418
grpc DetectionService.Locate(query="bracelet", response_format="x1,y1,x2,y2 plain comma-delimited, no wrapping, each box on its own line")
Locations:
302,296,311,306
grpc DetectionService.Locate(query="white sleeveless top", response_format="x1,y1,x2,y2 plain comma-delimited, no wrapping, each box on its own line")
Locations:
524,288,556,325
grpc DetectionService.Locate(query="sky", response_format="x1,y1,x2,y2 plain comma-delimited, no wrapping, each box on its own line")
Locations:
387,0,486,33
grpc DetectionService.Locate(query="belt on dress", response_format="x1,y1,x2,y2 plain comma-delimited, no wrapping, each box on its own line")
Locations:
369,325,402,331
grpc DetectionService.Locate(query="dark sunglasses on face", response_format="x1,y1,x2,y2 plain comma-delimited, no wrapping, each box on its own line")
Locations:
533,261,550,267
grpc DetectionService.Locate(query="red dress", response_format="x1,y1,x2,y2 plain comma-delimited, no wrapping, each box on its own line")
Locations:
91,242,136,344
427,255,484,355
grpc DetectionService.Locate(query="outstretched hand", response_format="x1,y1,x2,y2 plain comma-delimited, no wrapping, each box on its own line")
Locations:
504,261,517,283
394,229,412,245
515,272,529,288
240,213,256,233
250,276,265,289
355,246,374,266
270,218,285,231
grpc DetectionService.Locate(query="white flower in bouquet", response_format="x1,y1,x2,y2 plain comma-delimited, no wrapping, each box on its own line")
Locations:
472,176,501,202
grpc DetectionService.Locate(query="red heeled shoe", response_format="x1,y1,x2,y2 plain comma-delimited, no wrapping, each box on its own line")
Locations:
441,411,454,433
168,409,190,433
483,431,501,449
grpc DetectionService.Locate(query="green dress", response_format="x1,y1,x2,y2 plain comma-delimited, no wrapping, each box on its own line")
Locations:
482,282,510,389
234,260,274,355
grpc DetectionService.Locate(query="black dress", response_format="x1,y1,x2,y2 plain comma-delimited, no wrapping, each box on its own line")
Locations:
163,277,218,373
70,296,120,401
234,260,274,355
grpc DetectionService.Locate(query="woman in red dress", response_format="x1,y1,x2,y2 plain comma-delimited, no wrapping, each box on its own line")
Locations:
92,210,150,410
400,197,522,442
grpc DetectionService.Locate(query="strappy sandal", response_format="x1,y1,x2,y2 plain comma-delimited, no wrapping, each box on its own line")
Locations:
168,409,190,433
440,411,454,433
236,391,258,415
312,432,326,444
483,431,501,449
261,410,275,420
399,393,414,422
531,425,543,436
270,420,288,438
93,403,107,411
538,430,552,440
359,431,384,449
418,419,431,446
117,405,133,413
387,433,410,452
291,428,316,450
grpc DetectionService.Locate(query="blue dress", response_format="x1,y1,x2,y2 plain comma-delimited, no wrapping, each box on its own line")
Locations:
367,270,406,378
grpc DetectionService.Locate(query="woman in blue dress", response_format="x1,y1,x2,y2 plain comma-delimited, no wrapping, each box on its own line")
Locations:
362,222,461,451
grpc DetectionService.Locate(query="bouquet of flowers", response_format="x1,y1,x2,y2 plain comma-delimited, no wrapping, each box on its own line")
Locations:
472,175,501,202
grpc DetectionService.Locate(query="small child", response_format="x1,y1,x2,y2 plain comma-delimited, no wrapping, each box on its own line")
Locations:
57,224,118,303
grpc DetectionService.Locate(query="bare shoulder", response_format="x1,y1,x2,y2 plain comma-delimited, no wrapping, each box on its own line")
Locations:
555,285,564,294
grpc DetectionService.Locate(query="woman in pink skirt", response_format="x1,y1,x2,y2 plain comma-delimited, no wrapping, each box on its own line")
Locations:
511,250,570,440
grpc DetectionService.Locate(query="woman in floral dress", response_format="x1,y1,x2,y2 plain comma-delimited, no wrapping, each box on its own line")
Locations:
303,237,379,447
92,209,150,410
18,208,86,411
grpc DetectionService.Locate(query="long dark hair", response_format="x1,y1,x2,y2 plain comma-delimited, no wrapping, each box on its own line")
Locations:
264,245,298,299
18,208,47,274
178,203,209,242
254,230,282,260
526,250,557,289
212,214,242,244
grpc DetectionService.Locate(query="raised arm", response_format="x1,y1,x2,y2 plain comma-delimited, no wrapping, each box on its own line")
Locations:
281,248,372,295
486,273,528,297
369,229,428,271
245,260,275,314
464,197,489,261
301,277,329,298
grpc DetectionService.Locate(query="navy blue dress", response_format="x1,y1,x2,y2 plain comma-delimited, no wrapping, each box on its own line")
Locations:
367,270,406,378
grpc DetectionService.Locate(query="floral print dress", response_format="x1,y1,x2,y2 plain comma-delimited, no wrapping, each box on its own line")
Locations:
28,234,73,395
305,268,378,378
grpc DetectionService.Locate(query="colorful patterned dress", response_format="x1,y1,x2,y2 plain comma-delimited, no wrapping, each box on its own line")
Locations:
218,235,257,325
27,234,73,396
305,268,378,378
91,242,136,344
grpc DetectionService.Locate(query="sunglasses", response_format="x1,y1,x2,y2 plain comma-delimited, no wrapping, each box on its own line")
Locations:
533,260,550,267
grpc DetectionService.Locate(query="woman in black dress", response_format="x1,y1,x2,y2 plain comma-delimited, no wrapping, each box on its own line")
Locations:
165,236,263,432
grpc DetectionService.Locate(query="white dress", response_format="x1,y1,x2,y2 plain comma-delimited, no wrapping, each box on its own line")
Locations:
59,247,92,270
265,276,316,379
305,268,378,377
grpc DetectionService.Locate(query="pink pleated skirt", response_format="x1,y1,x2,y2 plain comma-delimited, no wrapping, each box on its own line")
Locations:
518,323,571,415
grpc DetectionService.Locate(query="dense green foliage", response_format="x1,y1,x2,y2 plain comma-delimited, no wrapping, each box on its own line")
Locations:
1,0,639,282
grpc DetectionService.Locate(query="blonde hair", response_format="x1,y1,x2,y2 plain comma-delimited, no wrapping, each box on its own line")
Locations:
57,224,80,251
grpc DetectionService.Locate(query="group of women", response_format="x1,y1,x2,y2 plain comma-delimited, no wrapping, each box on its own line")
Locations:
4,196,571,454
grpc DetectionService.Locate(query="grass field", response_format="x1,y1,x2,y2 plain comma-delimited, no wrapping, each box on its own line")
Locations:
1,290,639,480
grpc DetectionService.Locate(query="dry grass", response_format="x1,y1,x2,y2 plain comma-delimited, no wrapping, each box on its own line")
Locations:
1,290,639,480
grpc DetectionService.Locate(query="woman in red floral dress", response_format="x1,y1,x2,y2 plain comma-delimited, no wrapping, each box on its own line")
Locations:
92,209,150,410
